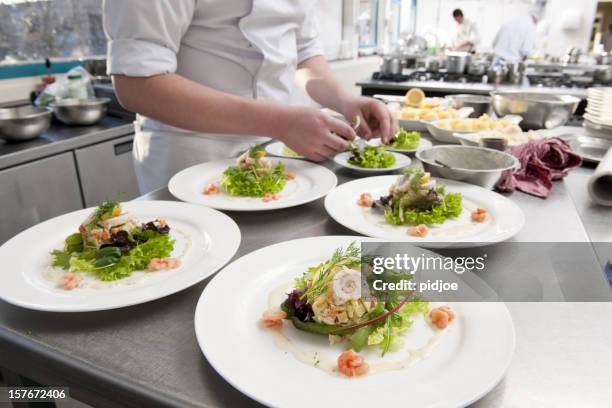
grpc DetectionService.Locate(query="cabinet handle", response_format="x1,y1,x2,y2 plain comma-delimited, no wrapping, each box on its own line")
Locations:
114,140,133,156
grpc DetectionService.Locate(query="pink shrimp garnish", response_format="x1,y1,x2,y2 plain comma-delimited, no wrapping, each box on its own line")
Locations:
148,258,182,272
429,306,456,329
408,224,428,238
357,193,374,208
261,310,287,328
203,183,219,195
59,273,83,291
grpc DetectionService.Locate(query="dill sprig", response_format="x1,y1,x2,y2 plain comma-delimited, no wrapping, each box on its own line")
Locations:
87,202,119,230
302,242,361,302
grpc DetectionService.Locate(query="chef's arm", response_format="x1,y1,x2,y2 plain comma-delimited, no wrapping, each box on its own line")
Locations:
296,56,397,142
112,74,355,160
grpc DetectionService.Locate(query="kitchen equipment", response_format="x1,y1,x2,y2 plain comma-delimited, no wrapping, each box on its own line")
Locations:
447,94,491,118
565,135,612,163
50,97,110,126
480,137,508,151
488,63,509,85
446,52,471,74
379,55,403,75
0,106,52,142
588,147,612,206
491,91,580,130
416,145,520,189
467,59,488,76
425,57,441,73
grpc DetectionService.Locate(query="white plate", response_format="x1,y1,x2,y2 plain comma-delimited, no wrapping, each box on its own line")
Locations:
264,141,305,159
397,107,474,132
195,235,515,408
367,137,433,154
325,176,525,247
169,158,337,211
0,201,240,312
333,151,412,174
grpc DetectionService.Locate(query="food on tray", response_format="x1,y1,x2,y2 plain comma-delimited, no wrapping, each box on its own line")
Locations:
405,88,426,107
220,145,288,198
260,242,455,377
50,202,179,289
384,129,421,150
347,145,396,169
399,106,458,121
434,114,521,133
361,169,463,229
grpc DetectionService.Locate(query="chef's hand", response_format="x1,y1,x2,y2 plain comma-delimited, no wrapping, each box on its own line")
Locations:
341,97,398,144
279,107,357,161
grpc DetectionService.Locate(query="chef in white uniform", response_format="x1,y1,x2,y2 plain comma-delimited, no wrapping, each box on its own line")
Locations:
104,0,396,193
492,9,541,64
450,9,479,52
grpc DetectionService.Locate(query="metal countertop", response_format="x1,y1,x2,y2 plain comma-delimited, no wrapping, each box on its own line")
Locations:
1,135,611,407
0,116,134,170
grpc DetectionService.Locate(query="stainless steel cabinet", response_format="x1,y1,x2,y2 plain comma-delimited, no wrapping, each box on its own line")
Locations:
0,152,83,244
75,134,140,207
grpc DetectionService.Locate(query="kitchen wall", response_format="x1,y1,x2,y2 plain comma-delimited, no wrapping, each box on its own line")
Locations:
414,0,598,57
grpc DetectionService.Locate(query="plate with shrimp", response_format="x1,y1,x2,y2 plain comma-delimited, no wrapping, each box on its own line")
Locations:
195,235,515,408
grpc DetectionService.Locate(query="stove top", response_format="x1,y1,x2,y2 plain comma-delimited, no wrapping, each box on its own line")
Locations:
372,70,486,84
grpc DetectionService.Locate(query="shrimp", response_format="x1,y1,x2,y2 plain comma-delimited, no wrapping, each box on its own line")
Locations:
337,350,369,377
262,193,279,202
148,258,182,272
408,224,428,238
203,183,219,195
59,273,83,291
429,306,456,329
261,310,287,328
472,208,489,223
285,172,296,181
357,193,374,208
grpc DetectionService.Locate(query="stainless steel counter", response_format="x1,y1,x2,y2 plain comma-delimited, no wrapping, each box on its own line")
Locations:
0,116,134,170
357,78,590,100
1,134,611,407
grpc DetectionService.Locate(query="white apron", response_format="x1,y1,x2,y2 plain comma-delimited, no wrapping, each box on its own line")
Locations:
104,0,322,193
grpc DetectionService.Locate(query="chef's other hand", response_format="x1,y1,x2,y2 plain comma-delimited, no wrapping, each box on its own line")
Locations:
279,107,357,161
341,97,398,144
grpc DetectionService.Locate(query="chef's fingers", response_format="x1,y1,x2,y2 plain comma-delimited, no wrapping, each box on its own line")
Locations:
324,132,349,152
327,117,357,141
358,114,374,140
371,102,392,143
389,110,399,140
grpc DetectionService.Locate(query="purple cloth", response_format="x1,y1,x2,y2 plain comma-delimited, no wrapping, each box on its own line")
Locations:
497,137,582,198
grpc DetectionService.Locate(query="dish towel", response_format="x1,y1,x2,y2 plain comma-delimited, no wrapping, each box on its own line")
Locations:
588,147,612,206
497,137,582,198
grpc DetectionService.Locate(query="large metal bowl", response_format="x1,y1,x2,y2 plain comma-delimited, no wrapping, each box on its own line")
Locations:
491,91,580,130
0,106,52,142
448,94,491,118
416,145,520,190
50,97,110,126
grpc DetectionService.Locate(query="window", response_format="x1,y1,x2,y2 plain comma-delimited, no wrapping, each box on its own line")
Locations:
0,0,105,65
357,0,379,49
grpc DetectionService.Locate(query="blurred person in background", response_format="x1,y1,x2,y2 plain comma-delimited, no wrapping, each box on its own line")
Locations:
492,9,542,63
449,9,479,52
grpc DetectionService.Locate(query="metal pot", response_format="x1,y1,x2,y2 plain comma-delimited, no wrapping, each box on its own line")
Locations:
380,55,403,75
446,52,471,74
425,58,441,73
0,106,52,142
467,60,488,76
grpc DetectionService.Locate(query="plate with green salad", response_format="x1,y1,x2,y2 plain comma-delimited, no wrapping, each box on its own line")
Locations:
333,144,412,174
367,129,433,154
169,145,337,211
195,235,515,408
0,201,240,312
324,170,524,247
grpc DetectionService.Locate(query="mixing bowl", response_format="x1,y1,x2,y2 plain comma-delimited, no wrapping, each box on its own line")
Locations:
0,106,52,142
491,91,579,130
51,97,110,126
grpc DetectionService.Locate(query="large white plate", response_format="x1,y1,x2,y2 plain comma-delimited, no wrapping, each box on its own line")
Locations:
169,158,337,211
195,236,515,408
334,151,412,175
0,201,240,312
325,176,525,247
264,141,305,159
367,136,433,154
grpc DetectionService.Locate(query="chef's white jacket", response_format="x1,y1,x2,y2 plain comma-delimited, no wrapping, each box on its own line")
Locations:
493,16,537,64
104,0,323,193
450,19,479,51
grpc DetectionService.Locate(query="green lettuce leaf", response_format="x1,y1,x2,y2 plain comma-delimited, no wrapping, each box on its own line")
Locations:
221,163,287,197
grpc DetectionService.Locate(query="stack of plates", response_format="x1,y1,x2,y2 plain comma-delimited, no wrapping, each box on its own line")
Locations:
584,88,612,133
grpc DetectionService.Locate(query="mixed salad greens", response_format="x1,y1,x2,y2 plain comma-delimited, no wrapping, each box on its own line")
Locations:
221,145,287,197
281,242,428,355
384,129,421,150
377,169,463,226
51,202,176,282
347,145,396,169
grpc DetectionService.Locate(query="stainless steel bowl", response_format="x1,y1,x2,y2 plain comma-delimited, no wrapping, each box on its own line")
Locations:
491,91,580,130
51,97,110,126
448,94,492,118
0,106,52,142
416,145,520,190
